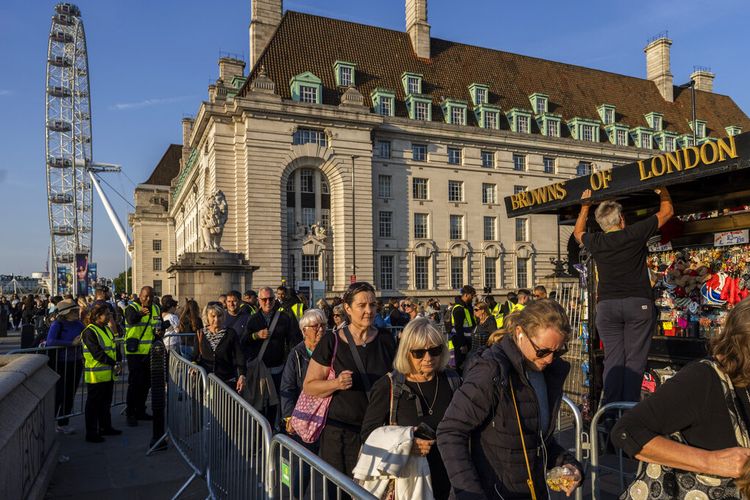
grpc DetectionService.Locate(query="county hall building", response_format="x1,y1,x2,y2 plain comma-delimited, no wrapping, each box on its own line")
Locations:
129,0,749,299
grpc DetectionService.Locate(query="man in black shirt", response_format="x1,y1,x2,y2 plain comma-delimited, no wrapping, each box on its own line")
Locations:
574,187,674,404
223,291,251,336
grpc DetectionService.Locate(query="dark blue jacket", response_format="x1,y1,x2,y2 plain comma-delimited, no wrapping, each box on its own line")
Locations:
280,341,311,420
46,319,84,362
437,335,580,499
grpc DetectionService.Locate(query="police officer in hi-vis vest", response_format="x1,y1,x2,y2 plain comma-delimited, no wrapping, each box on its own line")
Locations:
123,286,161,426
451,285,477,371
82,303,122,443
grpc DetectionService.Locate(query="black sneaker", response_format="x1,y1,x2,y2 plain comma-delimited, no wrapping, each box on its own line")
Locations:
126,416,138,427
100,428,123,436
85,435,105,443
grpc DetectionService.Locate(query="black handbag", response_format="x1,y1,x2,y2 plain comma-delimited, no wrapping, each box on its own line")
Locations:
620,360,749,500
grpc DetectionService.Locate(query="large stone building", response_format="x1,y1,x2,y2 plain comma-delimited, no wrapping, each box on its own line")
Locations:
131,0,749,299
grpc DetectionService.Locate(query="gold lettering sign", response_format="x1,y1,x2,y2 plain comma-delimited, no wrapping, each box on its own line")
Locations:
638,135,737,181
510,182,567,209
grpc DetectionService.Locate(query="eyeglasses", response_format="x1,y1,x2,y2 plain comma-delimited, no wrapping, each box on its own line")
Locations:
524,332,567,359
403,303,413,308
258,297,273,302
303,323,325,331
410,345,443,359
332,314,342,318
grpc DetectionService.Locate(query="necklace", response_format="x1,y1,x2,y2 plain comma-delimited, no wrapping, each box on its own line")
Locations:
415,375,440,416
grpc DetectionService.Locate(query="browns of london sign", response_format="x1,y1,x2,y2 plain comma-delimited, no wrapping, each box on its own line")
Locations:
504,133,749,218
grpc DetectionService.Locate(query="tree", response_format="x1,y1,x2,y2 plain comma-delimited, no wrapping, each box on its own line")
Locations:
113,267,131,296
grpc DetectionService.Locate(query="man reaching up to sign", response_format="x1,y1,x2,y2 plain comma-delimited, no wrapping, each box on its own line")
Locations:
574,187,674,405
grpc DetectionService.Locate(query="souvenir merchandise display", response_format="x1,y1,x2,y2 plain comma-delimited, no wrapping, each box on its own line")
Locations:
648,245,750,338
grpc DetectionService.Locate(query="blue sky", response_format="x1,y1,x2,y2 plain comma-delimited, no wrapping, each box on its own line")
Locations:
1,0,748,278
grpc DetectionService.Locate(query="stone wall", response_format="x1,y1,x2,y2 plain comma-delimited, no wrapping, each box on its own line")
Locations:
0,354,59,500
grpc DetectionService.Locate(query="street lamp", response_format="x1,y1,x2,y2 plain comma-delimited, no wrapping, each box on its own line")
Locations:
678,79,697,145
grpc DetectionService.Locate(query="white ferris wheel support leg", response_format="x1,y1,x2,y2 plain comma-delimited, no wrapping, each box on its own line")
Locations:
88,170,132,255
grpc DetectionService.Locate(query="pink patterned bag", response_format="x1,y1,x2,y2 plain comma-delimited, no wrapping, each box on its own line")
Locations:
290,333,338,443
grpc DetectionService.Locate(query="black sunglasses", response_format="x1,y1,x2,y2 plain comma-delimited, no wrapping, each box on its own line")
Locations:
410,345,444,359
524,333,568,359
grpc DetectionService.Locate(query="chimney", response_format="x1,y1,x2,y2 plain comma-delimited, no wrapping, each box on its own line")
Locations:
644,36,673,102
690,68,715,92
219,57,246,82
406,0,430,59
181,117,194,166
249,0,282,70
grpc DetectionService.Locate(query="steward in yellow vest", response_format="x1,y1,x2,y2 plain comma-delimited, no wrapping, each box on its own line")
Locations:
124,286,160,426
124,301,161,355
450,285,477,371
82,303,122,442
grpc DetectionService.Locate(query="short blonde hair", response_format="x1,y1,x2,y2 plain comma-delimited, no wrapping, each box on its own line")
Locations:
299,308,327,330
393,317,449,375
202,303,225,327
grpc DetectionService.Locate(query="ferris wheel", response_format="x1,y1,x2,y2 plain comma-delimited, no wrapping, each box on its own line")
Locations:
45,3,93,293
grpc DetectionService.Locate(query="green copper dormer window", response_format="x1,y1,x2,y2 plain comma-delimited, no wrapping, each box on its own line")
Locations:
568,117,600,142
690,119,707,139
475,105,501,130
597,104,616,125
605,124,629,146
507,108,533,134
333,61,356,87
442,99,468,126
645,112,664,132
402,72,423,95
469,84,490,106
406,94,432,121
726,125,742,137
290,72,322,104
678,135,695,148
529,93,549,115
537,113,561,138
655,131,679,152
371,88,395,117
630,127,654,149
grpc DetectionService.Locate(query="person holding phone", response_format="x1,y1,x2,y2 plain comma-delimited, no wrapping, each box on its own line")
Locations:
361,318,460,499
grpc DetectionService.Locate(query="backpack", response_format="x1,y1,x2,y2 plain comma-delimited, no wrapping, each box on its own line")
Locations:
386,369,462,424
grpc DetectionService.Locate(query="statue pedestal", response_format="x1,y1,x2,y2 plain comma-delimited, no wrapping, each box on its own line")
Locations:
168,252,258,307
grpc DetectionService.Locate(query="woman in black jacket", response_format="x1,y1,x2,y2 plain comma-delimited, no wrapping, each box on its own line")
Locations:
437,299,583,499
193,302,246,393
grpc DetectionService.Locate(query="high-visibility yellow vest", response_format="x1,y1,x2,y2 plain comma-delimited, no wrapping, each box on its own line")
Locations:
124,303,160,355
240,303,257,316
290,302,304,320
450,304,475,334
491,303,503,329
500,302,526,328
82,323,116,384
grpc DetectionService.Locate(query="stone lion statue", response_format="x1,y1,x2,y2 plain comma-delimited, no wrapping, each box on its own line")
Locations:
201,190,228,251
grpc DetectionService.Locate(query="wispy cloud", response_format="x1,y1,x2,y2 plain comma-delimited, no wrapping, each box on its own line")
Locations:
108,95,196,111
0,90,12,96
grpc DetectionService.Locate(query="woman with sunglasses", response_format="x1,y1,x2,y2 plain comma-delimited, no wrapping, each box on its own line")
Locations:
303,282,396,477
331,303,348,330
437,299,583,499
361,318,460,499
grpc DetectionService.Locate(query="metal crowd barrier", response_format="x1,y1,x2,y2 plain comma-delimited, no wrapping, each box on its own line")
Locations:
205,374,273,500
164,351,209,499
162,332,197,359
268,434,377,500
589,401,638,500
552,395,584,500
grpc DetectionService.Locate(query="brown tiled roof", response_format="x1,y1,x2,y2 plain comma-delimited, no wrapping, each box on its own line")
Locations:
143,144,182,186
242,11,750,138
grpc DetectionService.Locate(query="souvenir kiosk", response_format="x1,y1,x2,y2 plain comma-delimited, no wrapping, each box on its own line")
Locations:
503,132,750,411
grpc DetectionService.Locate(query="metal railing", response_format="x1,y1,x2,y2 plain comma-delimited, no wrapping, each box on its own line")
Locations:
268,434,378,500
163,351,209,499
205,374,273,500
589,401,638,500
553,395,585,500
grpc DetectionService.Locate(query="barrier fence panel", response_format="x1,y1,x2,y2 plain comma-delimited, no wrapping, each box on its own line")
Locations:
205,374,273,500
268,433,378,500
552,395,585,500
166,351,209,499
589,402,638,500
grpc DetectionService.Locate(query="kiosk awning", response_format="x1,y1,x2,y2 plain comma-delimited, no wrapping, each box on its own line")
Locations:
504,132,750,222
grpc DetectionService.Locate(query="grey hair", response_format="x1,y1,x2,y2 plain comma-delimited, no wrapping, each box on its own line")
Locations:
299,308,327,330
332,303,348,321
202,303,225,327
258,286,274,296
393,317,450,375
595,201,623,231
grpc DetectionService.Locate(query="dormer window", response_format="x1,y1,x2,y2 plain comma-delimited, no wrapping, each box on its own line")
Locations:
371,88,395,117
655,131,678,152
631,127,653,149
529,93,548,115
442,99,468,126
605,124,629,146
469,84,489,106
507,108,533,134
679,135,695,148
402,72,423,95
333,61,356,87
406,94,432,121
597,104,615,125
568,117,600,142
690,119,707,139
645,112,664,132
537,113,561,138
726,125,742,137
475,104,501,130
290,72,322,104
